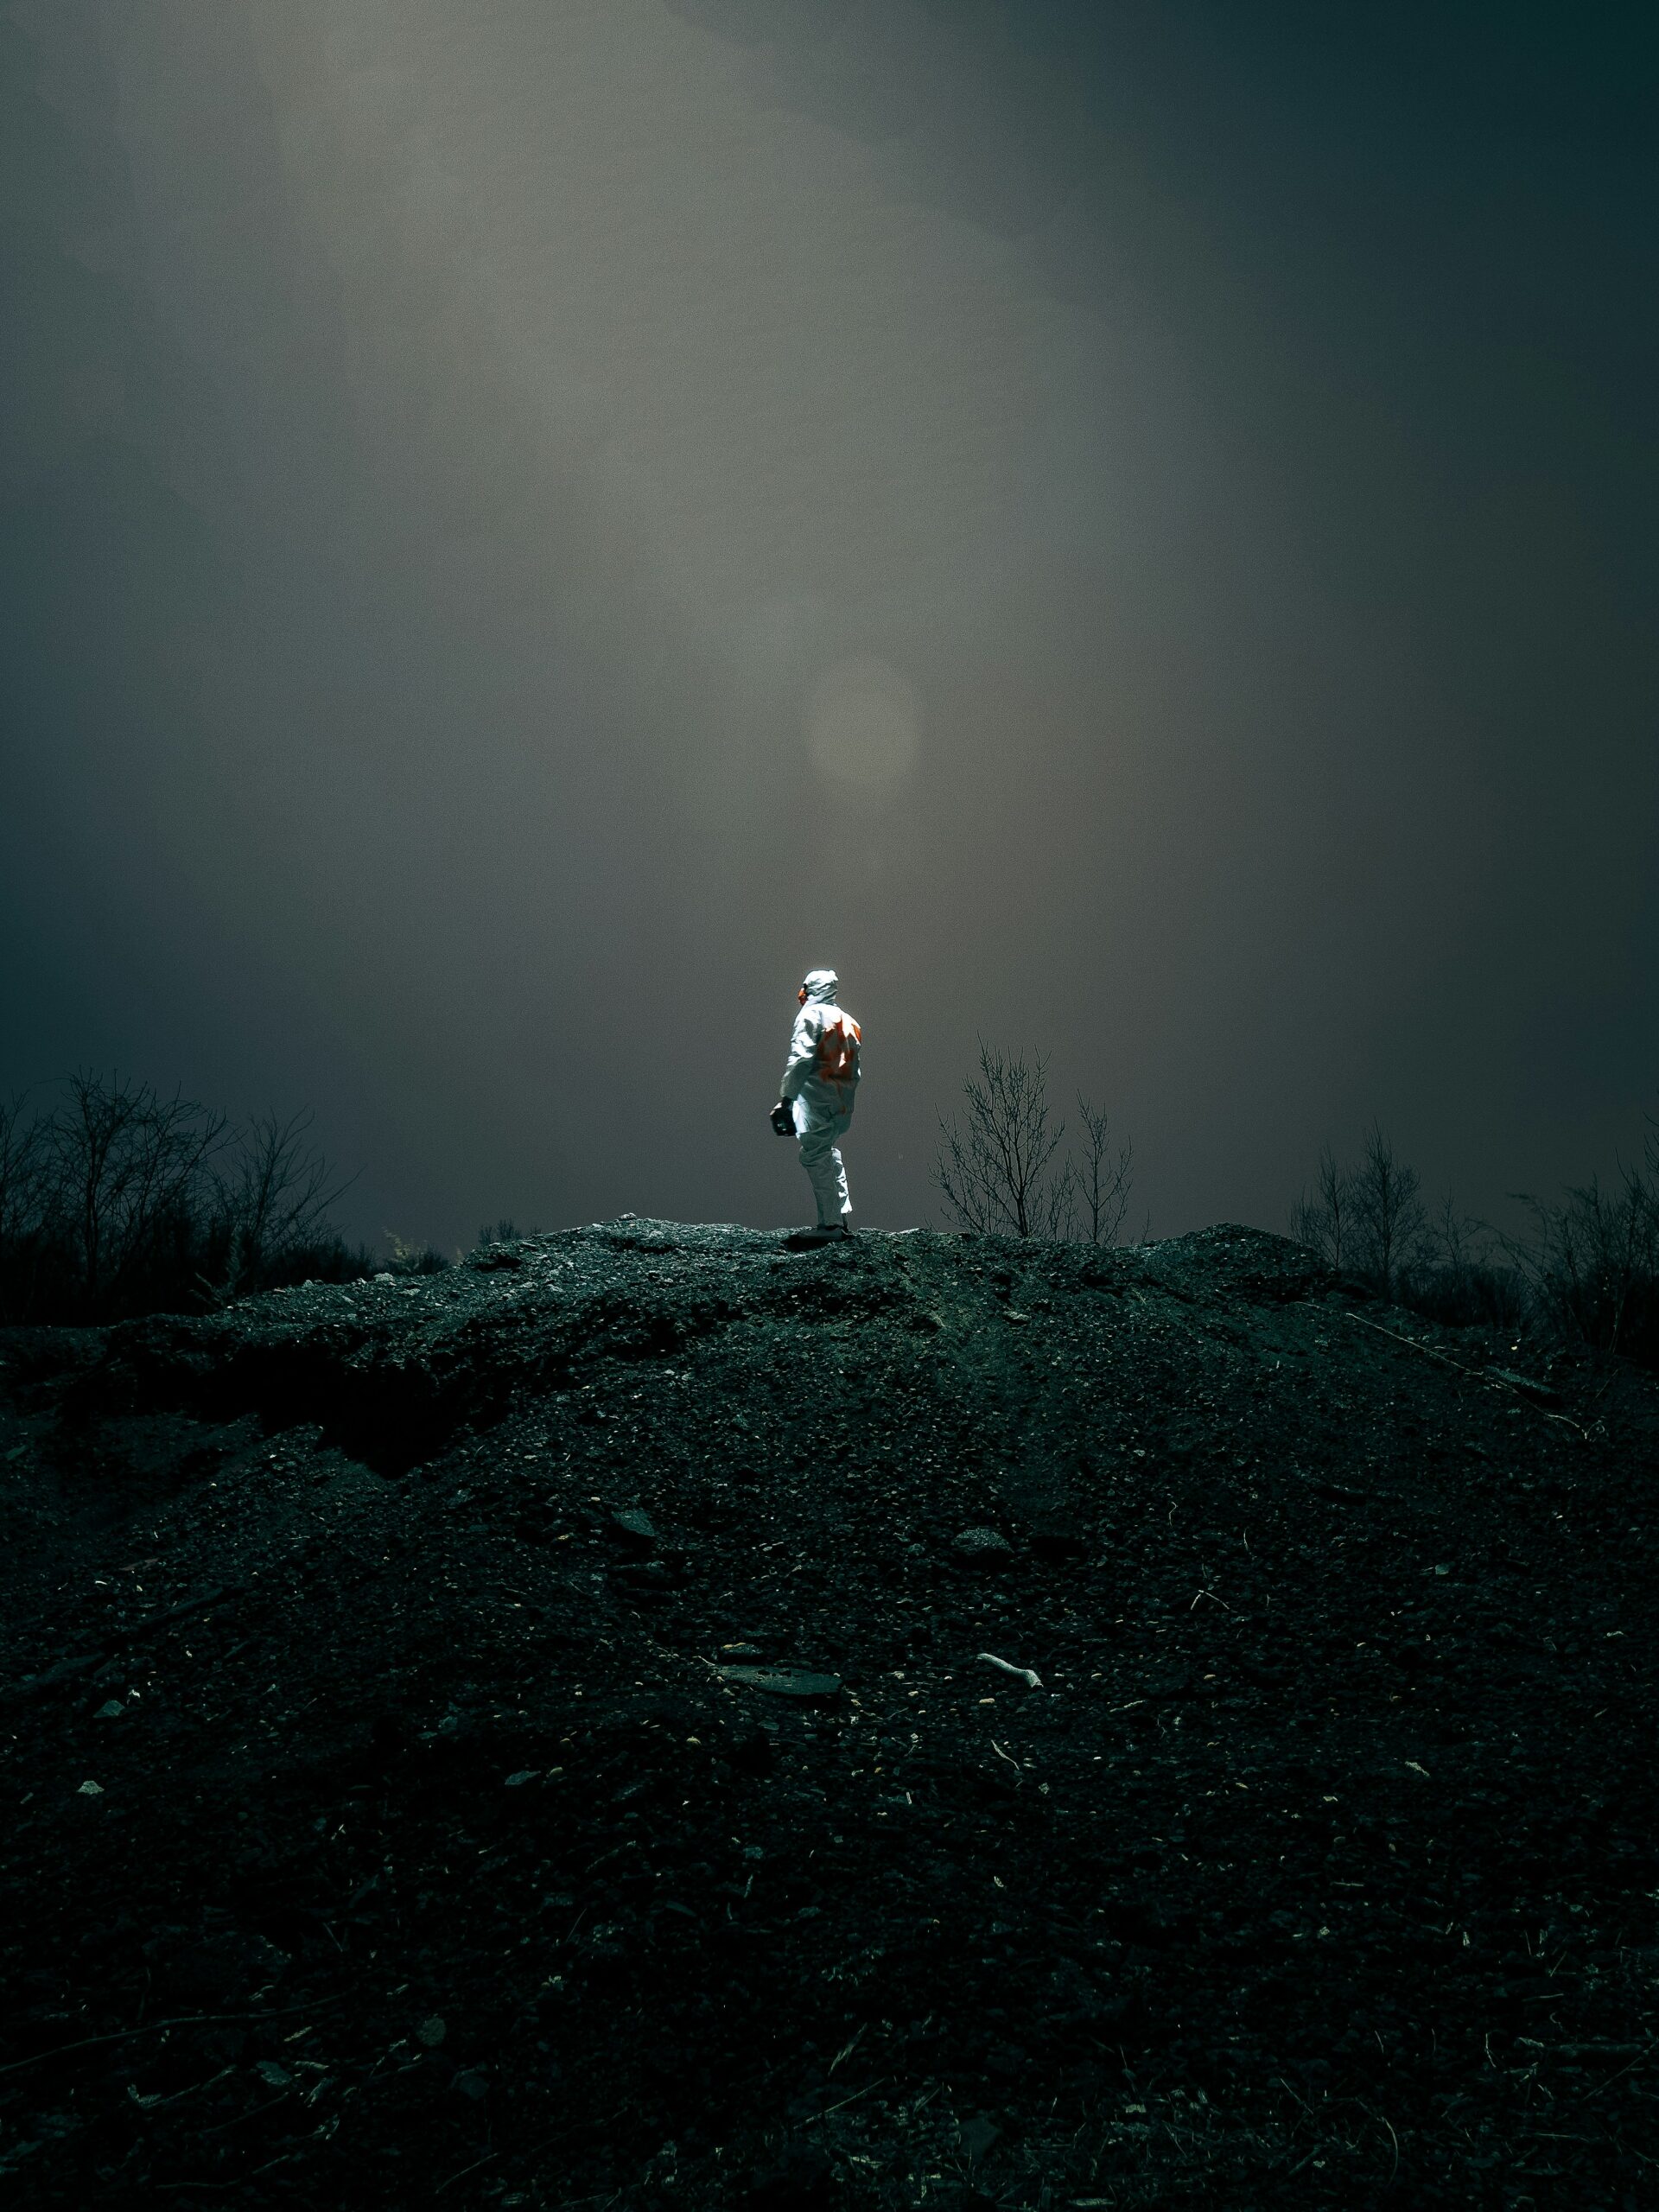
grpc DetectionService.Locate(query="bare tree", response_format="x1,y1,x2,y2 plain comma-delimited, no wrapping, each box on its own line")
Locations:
1293,1128,1427,1297
1502,1118,1659,1360
0,1092,46,1249
1073,1095,1133,1247
1349,1121,1427,1300
210,1109,355,1297
1290,1144,1353,1270
0,1073,369,1323
48,1071,228,1313
933,1047,1134,1243
1429,1192,1477,1277
933,1044,1072,1238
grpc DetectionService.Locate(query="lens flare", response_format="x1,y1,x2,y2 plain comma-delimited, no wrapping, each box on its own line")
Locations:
804,657,921,791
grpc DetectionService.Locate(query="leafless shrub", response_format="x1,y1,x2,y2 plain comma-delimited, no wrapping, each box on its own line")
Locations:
1499,1116,1659,1363
1294,1117,1659,1351
0,1093,50,1313
1291,1124,1427,1298
0,1092,47,1247
1290,1143,1352,1271
207,1109,356,1300
1406,1195,1528,1332
933,1046,1070,1238
1350,1120,1427,1300
0,1072,370,1321
933,1045,1132,1243
1074,1094,1134,1247
48,1071,229,1311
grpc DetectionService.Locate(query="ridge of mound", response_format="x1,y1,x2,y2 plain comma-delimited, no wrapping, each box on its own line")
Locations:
3,1220,1657,2205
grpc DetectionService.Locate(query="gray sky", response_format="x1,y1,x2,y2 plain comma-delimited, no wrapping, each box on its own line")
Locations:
3,1,1655,1252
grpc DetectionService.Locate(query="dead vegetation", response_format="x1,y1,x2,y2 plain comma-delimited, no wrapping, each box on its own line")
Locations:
0,1077,367,1324
932,1046,1132,1247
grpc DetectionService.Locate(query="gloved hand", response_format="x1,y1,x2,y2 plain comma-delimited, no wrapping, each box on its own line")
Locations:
769,1101,794,1137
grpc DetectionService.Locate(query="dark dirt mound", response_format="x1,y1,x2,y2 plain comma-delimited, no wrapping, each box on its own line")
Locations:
3,1218,1657,2208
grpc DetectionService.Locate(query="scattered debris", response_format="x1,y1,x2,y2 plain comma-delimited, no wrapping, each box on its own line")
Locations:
0,1217,1650,2203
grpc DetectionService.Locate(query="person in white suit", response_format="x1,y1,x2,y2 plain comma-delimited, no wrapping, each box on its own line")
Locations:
772,969,861,1234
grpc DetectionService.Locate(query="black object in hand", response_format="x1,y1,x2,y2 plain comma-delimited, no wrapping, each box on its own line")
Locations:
770,1102,794,1136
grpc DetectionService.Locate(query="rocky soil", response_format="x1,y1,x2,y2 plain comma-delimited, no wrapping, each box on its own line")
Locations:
3,1217,1658,2209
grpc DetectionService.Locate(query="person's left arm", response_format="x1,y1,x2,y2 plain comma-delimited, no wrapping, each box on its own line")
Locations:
775,1006,820,1110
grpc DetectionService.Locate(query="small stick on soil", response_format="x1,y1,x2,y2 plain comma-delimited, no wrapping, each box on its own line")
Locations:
0,1995,343,2076
1341,1312,1586,1438
805,2075,891,2126
435,2151,498,2194
1584,2042,1658,2099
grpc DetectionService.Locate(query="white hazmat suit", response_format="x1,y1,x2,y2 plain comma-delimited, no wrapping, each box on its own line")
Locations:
779,969,861,1228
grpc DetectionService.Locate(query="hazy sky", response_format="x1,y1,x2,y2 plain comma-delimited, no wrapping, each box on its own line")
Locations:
3,1,1655,1251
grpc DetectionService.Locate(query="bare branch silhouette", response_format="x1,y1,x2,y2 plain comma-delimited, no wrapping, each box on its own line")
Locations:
933,1047,1132,1244
1074,1096,1133,1247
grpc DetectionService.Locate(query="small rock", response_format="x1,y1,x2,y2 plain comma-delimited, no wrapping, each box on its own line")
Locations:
77,1779,104,1796
953,1527,1013,1558
959,2113,1002,2161
716,1666,842,1702
452,2069,489,2100
94,1700,125,1719
253,2060,292,2088
417,2015,447,2048
504,1770,539,1788
610,1507,658,1547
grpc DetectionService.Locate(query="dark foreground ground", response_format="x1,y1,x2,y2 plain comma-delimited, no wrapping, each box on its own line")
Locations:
3,1219,1658,2209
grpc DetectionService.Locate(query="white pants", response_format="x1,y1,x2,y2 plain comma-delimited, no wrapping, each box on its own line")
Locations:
798,1111,853,1224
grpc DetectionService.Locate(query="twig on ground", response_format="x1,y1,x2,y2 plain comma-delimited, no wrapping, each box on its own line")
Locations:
0,1995,343,2076
805,2076,891,2126
128,2064,235,2111
1342,1311,1586,1437
989,1739,1025,1784
435,2150,498,2194
1585,2043,1658,2099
